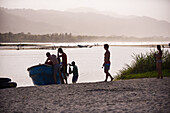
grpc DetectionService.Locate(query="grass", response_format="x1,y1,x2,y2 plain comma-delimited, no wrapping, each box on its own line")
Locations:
115,69,170,80
115,49,170,80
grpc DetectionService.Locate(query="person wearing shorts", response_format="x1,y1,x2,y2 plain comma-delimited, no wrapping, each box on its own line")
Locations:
103,44,114,82
45,52,64,84
104,63,110,73
69,61,79,84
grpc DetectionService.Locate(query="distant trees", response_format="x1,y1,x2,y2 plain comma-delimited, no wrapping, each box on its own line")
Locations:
0,32,169,43
0,32,75,42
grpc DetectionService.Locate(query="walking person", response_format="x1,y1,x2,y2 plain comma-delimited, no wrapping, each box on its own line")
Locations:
102,44,114,82
58,48,68,84
156,45,163,79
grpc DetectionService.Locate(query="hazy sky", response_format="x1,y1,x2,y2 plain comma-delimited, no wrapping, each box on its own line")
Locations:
0,0,170,22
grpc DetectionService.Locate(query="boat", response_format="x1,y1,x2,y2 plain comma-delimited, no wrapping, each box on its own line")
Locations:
27,64,64,85
77,45,89,48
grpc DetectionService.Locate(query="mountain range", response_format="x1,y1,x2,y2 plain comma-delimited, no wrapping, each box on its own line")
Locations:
0,7,170,37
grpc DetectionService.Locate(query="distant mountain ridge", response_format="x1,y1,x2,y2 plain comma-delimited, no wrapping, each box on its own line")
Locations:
0,7,170,37
66,7,134,19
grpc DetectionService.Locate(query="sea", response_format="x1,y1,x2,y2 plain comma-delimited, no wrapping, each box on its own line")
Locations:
0,42,169,87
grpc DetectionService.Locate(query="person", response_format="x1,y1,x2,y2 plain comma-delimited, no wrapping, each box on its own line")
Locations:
102,44,114,82
58,48,68,84
69,61,79,84
45,52,64,84
156,45,163,79
45,58,53,65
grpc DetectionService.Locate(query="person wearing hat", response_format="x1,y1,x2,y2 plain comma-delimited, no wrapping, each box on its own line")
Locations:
69,61,79,84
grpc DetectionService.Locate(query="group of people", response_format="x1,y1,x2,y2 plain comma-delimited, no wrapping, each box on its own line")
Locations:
45,48,79,84
45,44,163,84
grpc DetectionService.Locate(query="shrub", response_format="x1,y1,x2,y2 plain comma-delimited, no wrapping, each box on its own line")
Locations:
116,49,170,79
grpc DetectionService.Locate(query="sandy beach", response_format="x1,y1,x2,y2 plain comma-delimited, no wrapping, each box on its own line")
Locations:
0,77,170,113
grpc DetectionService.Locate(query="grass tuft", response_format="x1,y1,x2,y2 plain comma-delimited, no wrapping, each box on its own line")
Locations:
115,50,170,80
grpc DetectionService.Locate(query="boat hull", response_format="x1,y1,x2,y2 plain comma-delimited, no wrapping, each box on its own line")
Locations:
28,64,63,85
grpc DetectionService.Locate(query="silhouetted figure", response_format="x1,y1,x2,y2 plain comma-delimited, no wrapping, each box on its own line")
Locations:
58,48,68,84
102,44,114,82
156,45,163,79
45,52,64,84
69,61,79,84
45,56,53,66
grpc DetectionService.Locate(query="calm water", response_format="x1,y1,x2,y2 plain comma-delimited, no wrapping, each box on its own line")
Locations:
0,46,167,87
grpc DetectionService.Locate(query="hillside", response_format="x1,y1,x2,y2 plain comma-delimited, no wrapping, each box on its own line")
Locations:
0,7,170,37
0,9,64,34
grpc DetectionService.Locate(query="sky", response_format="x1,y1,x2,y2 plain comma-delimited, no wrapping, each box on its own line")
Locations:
0,0,170,22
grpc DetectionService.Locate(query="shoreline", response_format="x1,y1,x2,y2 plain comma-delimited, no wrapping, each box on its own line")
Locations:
0,43,169,50
0,77,170,112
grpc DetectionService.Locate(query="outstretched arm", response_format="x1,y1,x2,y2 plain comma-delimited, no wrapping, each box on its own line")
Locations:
69,66,73,74
58,52,62,57
45,58,49,64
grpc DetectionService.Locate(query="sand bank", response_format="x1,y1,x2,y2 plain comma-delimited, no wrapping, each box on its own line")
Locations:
0,42,169,50
0,77,170,113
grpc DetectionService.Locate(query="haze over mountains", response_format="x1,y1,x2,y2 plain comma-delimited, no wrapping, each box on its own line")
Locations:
0,7,170,37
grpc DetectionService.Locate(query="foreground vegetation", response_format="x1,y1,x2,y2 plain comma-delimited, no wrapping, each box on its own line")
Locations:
115,50,170,80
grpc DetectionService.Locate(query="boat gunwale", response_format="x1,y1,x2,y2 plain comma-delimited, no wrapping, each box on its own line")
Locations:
27,64,52,71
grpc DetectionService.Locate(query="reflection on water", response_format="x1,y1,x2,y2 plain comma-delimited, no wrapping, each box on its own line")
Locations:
0,46,168,87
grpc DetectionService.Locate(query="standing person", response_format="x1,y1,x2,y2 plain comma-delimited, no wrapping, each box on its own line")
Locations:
156,45,163,79
102,44,114,82
58,48,68,84
69,61,79,84
45,52,64,84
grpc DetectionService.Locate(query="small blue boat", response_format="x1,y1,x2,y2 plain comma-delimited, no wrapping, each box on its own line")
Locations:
27,64,63,85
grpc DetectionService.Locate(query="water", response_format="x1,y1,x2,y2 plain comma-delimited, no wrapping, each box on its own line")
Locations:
0,46,168,87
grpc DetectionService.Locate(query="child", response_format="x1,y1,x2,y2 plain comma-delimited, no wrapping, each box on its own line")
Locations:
69,61,79,84
103,44,114,82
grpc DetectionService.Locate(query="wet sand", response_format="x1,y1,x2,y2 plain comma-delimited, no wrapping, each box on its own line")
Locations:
0,77,170,113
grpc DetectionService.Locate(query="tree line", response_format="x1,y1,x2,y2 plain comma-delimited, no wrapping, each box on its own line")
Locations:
0,32,169,43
